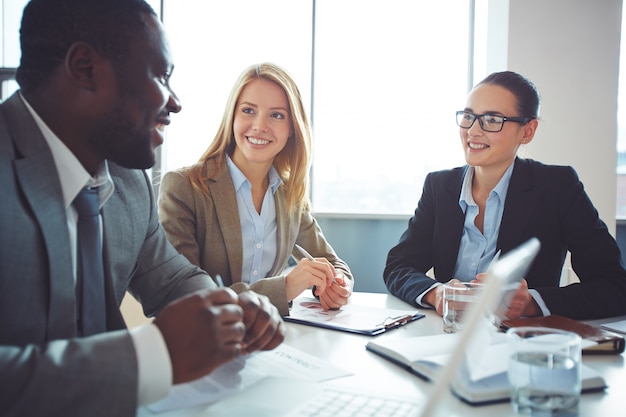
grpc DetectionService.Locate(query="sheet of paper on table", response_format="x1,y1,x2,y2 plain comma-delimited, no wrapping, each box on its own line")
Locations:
147,343,352,413
601,319,626,334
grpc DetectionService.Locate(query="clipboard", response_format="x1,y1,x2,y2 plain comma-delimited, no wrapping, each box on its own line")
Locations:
284,297,424,336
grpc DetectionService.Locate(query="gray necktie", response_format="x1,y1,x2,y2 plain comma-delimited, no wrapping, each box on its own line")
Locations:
73,187,106,336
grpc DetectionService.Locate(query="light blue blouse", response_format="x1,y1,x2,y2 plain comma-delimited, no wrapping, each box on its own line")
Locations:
227,156,281,284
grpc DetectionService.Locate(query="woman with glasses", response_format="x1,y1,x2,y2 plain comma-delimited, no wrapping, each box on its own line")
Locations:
384,71,626,320
158,63,353,316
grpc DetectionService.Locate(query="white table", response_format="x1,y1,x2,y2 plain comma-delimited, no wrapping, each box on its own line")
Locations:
138,292,626,416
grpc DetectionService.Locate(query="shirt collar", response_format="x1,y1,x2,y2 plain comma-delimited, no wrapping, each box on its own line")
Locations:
459,166,476,210
226,155,281,195
19,92,114,209
227,155,248,192
493,161,515,203
458,162,515,210
268,166,281,194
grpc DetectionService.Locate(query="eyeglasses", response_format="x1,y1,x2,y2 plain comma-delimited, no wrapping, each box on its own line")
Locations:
456,111,533,132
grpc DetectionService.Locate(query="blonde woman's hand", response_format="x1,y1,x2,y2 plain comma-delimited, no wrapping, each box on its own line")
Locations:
285,257,334,301
318,271,352,310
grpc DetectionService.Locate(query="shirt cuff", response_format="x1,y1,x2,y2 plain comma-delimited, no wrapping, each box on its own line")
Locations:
129,323,173,405
416,282,443,308
528,289,551,316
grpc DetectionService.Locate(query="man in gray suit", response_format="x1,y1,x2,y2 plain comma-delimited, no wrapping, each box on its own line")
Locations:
0,0,285,416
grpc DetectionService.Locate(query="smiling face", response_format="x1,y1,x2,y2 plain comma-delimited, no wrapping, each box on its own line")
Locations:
94,13,181,170
460,83,537,173
231,78,291,173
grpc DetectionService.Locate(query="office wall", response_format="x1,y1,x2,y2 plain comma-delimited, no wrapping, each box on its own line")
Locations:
316,0,624,294
505,0,622,234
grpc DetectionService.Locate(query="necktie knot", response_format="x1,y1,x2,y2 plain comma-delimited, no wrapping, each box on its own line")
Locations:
73,188,99,217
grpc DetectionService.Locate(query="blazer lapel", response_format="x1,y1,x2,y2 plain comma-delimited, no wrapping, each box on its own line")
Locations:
207,160,244,280
270,184,293,274
2,94,77,338
499,158,539,252
101,166,136,330
438,167,466,279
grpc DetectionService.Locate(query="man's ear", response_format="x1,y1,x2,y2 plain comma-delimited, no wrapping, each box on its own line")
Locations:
64,41,101,91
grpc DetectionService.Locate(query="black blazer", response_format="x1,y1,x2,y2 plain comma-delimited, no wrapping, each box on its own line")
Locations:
384,157,626,319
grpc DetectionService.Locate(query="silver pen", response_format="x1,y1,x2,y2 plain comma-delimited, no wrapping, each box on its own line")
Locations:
214,274,225,288
294,244,339,284
294,244,315,262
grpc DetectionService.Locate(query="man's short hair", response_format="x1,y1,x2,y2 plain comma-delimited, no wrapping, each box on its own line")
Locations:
16,0,156,93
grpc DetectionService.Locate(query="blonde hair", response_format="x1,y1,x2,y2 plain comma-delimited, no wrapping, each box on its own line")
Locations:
188,62,311,212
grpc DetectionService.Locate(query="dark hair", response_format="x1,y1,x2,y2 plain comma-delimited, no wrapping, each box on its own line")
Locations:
478,71,541,119
16,0,156,93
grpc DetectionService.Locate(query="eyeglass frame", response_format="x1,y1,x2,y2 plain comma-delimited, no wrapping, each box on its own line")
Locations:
456,110,534,133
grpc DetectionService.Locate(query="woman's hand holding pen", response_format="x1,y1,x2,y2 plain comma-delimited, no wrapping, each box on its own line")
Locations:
318,271,352,310
285,258,333,304
289,244,352,310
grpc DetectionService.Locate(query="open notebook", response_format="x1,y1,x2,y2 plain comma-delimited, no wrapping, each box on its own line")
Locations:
199,238,603,417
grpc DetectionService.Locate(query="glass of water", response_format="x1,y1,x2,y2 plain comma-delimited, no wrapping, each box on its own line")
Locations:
442,281,484,333
506,326,582,415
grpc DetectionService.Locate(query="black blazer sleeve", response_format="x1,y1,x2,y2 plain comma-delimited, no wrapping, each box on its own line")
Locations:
383,167,466,306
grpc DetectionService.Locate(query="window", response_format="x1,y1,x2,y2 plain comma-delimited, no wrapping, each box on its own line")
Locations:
0,0,162,99
2,1,477,217
311,1,469,215
0,68,17,99
159,0,312,176
160,1,474,216
1,0,26,67
1,0,27,98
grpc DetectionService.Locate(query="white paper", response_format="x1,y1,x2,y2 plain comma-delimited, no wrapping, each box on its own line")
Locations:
467,342,509,381
147,344,351,413
464,317,504,381
600,319,626,334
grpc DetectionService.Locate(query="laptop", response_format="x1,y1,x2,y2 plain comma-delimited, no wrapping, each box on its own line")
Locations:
202,238,542,417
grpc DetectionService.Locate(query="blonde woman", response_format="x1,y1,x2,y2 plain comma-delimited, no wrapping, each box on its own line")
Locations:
159,63,353,315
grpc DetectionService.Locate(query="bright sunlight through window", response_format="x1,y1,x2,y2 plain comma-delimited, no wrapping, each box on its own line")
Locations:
160,0,470,216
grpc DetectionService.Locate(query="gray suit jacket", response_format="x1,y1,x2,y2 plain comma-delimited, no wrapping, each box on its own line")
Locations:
0,92,214,416
158,159,353,315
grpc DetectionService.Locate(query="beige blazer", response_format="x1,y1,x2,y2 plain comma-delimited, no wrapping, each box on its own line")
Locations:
158,159,353,315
